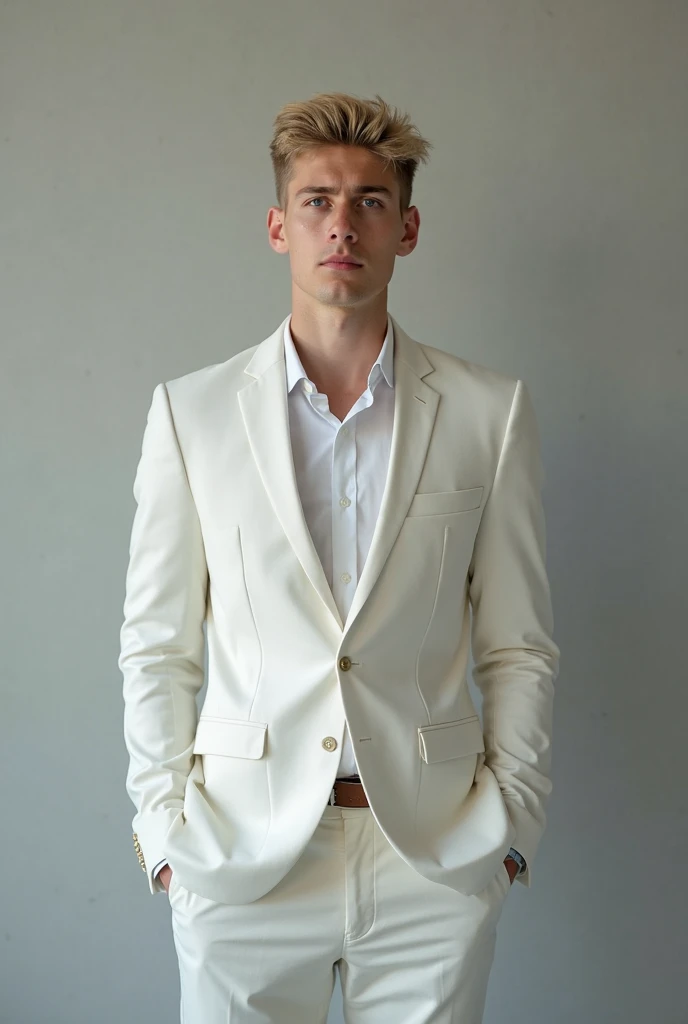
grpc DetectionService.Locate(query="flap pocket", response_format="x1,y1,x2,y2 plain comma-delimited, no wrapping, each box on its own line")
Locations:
193,717,268,759
418,715,485,764
406,486,484,518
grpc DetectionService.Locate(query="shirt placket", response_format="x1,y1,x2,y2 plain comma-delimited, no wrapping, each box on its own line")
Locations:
331,416,358,622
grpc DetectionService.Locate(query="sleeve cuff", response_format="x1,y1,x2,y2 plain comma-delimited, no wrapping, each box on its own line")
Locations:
152,859,169,880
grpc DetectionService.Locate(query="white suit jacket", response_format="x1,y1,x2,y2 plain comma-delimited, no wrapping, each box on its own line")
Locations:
120,313,560,904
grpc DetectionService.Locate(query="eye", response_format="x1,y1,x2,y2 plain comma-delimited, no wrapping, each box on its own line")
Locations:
306,197,383,208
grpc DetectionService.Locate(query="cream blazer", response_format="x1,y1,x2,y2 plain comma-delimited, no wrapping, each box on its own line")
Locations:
119,313,560,903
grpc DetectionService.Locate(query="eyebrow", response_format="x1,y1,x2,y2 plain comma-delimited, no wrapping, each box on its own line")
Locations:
294,184,394,199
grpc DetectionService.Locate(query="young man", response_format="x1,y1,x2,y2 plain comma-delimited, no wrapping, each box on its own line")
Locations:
120,91,560,1023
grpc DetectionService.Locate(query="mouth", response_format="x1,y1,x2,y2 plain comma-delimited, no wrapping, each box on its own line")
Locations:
321,260,363,270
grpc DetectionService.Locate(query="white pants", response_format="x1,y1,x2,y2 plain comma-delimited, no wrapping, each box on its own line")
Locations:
168,802,512,1023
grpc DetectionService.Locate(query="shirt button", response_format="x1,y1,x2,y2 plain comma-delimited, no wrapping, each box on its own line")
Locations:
322,736,338,751
339,656,352,671
340,497,351,507
340,573,351,584
303,381,314,394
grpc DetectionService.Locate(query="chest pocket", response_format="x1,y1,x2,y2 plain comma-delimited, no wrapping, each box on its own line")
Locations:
406,486,483,518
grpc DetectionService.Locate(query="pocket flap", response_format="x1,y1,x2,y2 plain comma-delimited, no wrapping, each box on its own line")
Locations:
407,486,484,518
193,717,268,759
418,715,485,763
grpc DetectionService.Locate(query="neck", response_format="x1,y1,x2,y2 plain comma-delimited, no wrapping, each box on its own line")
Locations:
288,302,388,396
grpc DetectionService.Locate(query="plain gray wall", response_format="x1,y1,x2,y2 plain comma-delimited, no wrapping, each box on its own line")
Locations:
2,1,686,1022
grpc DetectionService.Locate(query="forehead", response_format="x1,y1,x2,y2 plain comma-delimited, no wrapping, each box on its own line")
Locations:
289,145,397,191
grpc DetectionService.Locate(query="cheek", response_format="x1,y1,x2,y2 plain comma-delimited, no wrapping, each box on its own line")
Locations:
287,225,322,262
291,214,319,235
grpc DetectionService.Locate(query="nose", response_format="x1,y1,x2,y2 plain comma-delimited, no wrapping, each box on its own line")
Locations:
328,209,358,243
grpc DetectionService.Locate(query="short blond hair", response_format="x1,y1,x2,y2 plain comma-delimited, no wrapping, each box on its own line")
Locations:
269,91,433,215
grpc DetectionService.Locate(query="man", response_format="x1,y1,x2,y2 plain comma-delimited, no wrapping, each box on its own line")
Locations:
120,91,560,1023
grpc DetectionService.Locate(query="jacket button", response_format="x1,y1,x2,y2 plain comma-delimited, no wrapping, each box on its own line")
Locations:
339,656,352,671
322,736,338,751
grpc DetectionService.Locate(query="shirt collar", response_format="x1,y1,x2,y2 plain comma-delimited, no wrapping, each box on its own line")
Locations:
283,313,395,394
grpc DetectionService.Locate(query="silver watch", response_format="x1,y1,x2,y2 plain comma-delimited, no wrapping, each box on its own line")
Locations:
507,847,527,876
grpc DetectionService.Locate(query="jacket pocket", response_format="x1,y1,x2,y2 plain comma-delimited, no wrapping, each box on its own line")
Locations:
193,717,268,759
406,486,484,518
418,714,485,764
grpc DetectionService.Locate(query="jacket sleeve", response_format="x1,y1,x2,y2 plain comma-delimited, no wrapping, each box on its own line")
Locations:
119,382,208,894
468,379,560,888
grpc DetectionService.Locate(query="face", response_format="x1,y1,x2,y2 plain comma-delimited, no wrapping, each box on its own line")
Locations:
267,145,420,311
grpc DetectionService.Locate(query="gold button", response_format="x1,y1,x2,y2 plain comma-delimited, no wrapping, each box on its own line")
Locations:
322,736,338,751
133,832,145,870
339,656,352,671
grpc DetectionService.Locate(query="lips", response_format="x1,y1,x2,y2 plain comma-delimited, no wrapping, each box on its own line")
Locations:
322,257,362,267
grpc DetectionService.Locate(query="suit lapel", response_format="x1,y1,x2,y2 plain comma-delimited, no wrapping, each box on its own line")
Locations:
238,315,439,637
343,338,439,634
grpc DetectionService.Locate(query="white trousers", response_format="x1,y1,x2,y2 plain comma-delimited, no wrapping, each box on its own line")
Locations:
168,802,512,1024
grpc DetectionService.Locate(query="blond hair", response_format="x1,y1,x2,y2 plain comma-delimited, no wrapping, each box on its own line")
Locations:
269,91,433,215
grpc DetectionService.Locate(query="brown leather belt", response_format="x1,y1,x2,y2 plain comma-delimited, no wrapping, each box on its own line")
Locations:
330,776,369,807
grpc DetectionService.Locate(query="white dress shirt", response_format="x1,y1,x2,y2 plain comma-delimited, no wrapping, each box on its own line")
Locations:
283,312,395,777
153,314,395,879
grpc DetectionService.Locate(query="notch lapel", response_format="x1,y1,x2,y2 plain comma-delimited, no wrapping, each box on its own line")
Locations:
238,318,343,630
343,322,439,634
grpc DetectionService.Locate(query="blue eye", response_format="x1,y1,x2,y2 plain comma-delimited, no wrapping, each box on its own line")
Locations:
307,198,382,208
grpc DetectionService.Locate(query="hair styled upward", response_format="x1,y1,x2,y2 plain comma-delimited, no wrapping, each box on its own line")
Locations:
269,92,433,216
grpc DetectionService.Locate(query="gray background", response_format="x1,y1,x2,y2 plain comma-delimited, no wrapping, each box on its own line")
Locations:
2,1,686,1022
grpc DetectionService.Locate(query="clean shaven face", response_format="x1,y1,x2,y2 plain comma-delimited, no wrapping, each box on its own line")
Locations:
267,144,420,310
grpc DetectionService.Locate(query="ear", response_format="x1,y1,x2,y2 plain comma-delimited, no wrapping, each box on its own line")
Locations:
267,207,289,255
